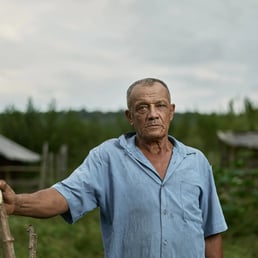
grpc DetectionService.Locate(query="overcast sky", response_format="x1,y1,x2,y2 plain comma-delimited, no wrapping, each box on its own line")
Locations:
0,0,257,113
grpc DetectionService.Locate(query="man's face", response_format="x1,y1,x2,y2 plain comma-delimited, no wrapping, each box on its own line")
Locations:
126,82,175,142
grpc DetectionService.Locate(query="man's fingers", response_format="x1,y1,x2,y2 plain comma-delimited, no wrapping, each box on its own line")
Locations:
0,180,7,191
0,180,11,196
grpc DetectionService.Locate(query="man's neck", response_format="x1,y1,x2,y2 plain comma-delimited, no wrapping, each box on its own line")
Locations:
135,136,173,155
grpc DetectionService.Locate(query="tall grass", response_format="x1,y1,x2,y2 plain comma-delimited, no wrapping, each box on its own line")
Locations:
8,210,104,258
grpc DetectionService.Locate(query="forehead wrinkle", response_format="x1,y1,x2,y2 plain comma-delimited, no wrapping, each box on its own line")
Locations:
127,79,171,109
130,85,170,108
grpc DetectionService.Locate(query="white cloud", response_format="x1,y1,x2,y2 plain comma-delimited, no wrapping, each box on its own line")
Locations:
0,0,257,113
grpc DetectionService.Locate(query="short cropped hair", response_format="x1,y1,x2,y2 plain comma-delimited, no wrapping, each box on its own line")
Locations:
127,78,171,108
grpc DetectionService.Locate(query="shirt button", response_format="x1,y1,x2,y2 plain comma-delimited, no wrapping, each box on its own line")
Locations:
163,209,167,215
163,240,168,246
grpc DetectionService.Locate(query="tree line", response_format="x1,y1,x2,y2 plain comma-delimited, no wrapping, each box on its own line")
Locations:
0,97,257,172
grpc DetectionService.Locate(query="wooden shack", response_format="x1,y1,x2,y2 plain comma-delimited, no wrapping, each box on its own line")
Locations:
0,134,42,191
217,130,258,168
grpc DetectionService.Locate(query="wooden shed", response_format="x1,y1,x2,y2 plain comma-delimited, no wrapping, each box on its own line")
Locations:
0,134,42,191
217,130,258,168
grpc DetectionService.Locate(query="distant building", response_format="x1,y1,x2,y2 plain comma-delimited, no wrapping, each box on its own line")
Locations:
0,134,40,164
0,134,41,189
217,130,258,168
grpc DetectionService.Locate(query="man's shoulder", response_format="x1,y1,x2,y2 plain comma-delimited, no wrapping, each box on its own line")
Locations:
95,137,120,151
92,134,128,153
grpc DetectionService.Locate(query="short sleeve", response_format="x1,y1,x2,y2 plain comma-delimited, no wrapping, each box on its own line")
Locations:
52,147,104,224
200,163,228,237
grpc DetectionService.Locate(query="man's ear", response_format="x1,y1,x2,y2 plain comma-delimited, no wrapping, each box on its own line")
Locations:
169,104,176,121
125,110,134,125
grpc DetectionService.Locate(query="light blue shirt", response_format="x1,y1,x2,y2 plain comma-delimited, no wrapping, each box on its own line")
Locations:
53,133,227,258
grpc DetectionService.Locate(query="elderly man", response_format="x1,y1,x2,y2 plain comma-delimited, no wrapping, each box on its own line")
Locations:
0,78,227,258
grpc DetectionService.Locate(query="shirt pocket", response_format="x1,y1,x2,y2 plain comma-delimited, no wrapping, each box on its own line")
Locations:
180,181,202,223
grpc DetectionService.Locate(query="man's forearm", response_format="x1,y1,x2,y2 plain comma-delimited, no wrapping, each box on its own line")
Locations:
13,188,68,218
205,234,224,258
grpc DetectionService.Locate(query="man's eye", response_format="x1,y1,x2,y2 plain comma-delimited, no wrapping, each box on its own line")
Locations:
137,105,148,113
157,103,166,108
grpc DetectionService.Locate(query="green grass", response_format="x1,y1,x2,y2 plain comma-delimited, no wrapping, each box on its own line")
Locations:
6,210,104,258
223,233,258,258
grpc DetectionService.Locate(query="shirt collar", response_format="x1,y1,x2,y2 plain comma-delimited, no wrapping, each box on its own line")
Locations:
119,132,197,158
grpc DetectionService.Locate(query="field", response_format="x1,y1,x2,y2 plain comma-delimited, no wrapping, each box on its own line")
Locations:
8,211,104,258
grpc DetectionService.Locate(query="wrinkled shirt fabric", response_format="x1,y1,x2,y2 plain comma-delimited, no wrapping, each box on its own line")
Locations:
53,133,227,258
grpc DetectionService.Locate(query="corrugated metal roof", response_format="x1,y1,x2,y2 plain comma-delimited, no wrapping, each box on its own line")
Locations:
0,134,41,163
217,130,258,149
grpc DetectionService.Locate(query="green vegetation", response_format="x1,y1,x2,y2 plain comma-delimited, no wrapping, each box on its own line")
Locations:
1,98,258,257
215,168,258,258
9,211,104,258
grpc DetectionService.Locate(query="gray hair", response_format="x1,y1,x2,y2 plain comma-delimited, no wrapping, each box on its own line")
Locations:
126,78,171,108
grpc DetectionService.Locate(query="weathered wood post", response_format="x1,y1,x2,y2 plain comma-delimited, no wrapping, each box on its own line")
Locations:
39,143,49,189
0,190,16,258
27,225,37,258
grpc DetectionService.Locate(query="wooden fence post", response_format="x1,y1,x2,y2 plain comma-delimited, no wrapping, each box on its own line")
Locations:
57,144,68,180
27,225,37,258
39,143,48,189
0,190,16,258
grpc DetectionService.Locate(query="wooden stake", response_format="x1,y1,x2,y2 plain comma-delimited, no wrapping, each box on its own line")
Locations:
0,190,16,258
27,225,37,258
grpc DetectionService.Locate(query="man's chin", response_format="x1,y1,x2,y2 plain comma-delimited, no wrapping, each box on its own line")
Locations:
142,131,166,141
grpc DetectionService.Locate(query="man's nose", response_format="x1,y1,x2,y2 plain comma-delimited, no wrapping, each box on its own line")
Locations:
148,105,159,118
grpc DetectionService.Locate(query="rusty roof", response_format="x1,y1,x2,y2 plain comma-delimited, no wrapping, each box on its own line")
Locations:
0,134,40,163
217,130,258,150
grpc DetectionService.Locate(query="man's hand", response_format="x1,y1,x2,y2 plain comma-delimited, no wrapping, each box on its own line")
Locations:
0,180,68,218
0,180,16,215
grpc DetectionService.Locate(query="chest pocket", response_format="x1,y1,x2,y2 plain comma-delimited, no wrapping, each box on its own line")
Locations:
180,182,202,223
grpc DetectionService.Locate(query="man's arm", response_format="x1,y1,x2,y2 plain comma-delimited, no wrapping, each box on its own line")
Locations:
205,233,224,258
0,180,68,218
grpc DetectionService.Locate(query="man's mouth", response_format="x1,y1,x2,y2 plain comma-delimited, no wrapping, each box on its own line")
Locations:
145,123,161,128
